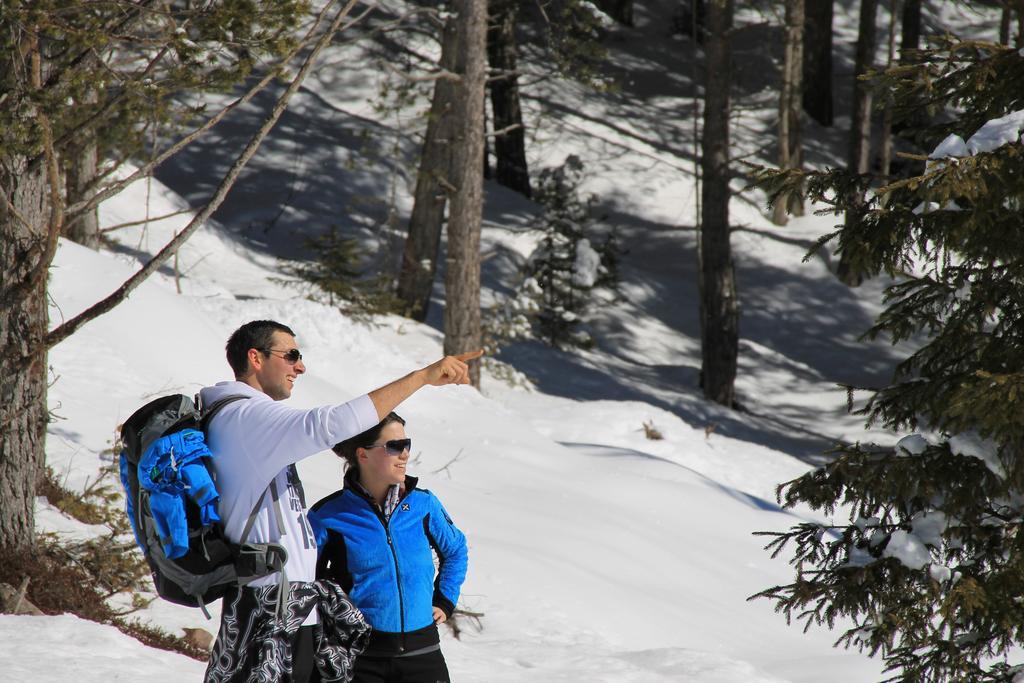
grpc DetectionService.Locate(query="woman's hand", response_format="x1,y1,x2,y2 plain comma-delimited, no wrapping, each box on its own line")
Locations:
432,607,447,624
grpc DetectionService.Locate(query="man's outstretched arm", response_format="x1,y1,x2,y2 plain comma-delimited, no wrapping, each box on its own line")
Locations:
367,350,483,419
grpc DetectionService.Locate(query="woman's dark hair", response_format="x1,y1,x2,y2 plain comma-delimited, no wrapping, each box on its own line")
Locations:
225,320,296,377
332,412,406,470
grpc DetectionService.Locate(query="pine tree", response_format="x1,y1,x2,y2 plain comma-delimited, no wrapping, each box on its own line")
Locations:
519,155,616,349
752,39,1024,682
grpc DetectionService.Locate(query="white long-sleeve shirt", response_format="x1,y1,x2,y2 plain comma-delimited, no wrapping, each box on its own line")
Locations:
199,381,378,623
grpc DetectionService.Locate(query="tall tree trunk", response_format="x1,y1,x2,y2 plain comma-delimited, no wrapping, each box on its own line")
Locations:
681,0,706,44
1018,0,1024,48
396,19,460,321
487,0,531,198
1001,4,1011,45
900,0,921,55
773,0,805,226
700,0,738,408
0,33,57,554
0,166,50,554
879,0,900,181
802,0,833,126
444,0,488,388
596,0,634,26
837,0,878,287
65,127,101,249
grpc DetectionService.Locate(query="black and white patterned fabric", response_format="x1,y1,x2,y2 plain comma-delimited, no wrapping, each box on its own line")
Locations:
205,579,370,683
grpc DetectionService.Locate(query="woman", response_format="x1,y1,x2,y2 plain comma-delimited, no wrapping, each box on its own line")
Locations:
307,412,468,682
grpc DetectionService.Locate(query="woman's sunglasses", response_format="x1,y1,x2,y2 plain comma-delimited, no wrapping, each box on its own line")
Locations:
365,439,412,456
261,347,303,364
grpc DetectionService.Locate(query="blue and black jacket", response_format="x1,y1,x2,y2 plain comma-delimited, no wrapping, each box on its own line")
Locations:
307,471,468,656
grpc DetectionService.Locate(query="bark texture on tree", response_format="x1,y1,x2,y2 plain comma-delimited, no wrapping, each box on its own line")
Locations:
0,33,54,553
700,0,738,408
802,0,833,126
443,0,488,388
838,0,878,288
65,141,101,248
773,0,805,226
487,0,531,198
0,165,50,554
396,19,460,321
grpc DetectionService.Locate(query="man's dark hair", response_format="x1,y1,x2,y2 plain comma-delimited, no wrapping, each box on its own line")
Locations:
332,412,406,470
225,320,296,378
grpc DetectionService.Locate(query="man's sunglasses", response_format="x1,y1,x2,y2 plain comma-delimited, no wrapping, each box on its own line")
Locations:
261,347,303,364
365,439,412,456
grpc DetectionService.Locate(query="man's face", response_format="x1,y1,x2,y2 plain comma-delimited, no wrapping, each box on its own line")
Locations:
251,331,306,400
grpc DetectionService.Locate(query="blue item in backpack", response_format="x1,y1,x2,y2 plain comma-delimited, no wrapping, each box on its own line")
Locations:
119,453,144,549
138,428,221,559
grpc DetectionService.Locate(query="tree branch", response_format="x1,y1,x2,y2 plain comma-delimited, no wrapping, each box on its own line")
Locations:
99,208,193,233
486,122,523,138
45,0,362,350
384,61,461,83
63,1,340,218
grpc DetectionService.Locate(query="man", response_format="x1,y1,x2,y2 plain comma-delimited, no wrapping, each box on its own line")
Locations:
199,319,480,683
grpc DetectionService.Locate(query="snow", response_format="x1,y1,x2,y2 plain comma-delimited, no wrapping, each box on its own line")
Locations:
928,111,1024,162
882,531,931,571
0,614,207,682
571,238,602,288
966,110,1024,156
896,434,929,456
949,431,1004,478
8,1,1010,681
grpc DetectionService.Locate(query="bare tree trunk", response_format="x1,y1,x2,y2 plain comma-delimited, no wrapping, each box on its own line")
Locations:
1017,0,1024,48
837,0,878,287
0,33,57,554
396,19,460,321
64,105,101,249
1001,4,1012,44
487,0,531,198
900,0,921,55
596,0,634,26
700,0,738,408
681,0,706,44
0,166,50,554
443,0,488,388
802,0,833,126
879,0,900,181
848,0,877,177
773,0,805,226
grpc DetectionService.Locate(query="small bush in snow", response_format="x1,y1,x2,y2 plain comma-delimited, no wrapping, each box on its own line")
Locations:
509,155,619,349
277,226,402,320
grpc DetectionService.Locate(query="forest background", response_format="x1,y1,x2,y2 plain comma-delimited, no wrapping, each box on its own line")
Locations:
2,1,1024,681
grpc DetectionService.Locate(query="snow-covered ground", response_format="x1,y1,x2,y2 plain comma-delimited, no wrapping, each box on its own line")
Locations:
3,1,1008,681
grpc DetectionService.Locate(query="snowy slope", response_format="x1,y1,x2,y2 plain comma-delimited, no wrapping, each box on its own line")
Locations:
16,176,883,682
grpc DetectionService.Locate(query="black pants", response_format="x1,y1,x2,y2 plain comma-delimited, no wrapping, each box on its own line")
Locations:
292,624,316,683
352,649,451,683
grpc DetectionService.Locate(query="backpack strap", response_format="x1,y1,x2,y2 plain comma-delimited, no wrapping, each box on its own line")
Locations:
198,394,250,432
199,392,291,615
